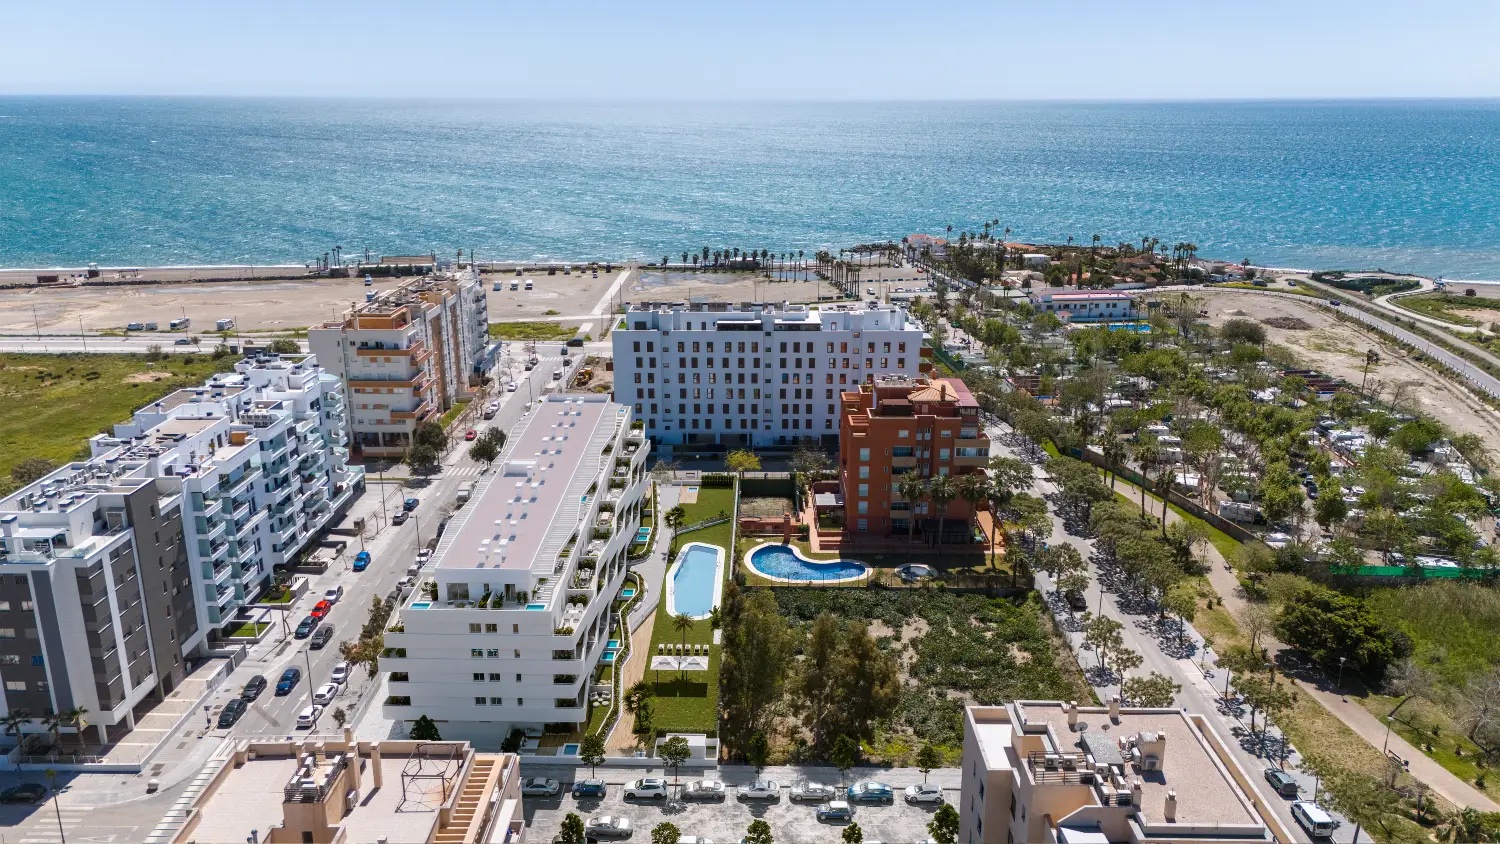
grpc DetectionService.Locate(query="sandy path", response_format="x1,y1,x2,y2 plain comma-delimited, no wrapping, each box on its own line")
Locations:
604,608,658,753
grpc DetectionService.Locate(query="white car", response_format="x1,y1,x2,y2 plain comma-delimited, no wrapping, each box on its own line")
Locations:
519,776,561,797
330,661,350,685
506,382,517,392
323,585,343,603
312,683,339,705
739,779,780,800
790,782,838,802
683,779,726,800
416,549,433,566
295,705,324,729
585,816,633,838
903,783,945,804
679,838,714,844
623,777,668,799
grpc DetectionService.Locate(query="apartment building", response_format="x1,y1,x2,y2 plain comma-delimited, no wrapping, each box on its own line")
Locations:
959,701,1293,844
309,269,490,458
611,302,927,455
1027,290,1141,323
381,394,648,730
158,735,524,844
837,375,989,538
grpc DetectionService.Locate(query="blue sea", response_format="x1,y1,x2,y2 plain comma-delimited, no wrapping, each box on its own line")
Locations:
2,97,1499,278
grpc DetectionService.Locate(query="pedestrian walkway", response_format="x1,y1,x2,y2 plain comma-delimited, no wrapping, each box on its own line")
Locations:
605,483,676,753
15,802,94,843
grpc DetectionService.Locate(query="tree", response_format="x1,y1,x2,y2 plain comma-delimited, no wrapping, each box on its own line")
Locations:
743,819,773,844
897,471,927,543
1084,615,1126,672
558,813,587,844
652,823,682,844
830,734,860,783
842,823,863,844
926,474,956,546
331,707,347,729
0,708,30,737
1322,767,1404,844
670,613,695,679
659,735,691,785
579,731,607,776
719,590,795,754
915,743,942,782
144,343,165,361
664,505,686,532
409,715,442,740
1236,674,1293,748
1314,485,1349,528
1121,673,1181,707
928,804,961,844
650,459,680,486
1276,586,1411,683
413,420,448,452
267,337,300,354
1235,603,1277,654
1220,319,1267,346
746,730,771,774
10,458,56,487
790,445,831,481
725,448,761,477
467,428,505,469
406,442,440,475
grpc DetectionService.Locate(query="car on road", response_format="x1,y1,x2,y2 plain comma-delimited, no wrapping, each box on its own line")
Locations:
295,705,324,729
217,698,247,728
816,800,854,822
0,783,47,804
506,382,517,392
330,662,351,685
465,429,478,441
353,550,371,572
392,511,409,525
1264,767,1299,798
846,781,894,803
585,817,633,839
571,778,607,798
416,549,432,566
312,683,340,705
623,777,668,799
520,777,561,797
174,337,194,345
903,783,944,804
739,779,780,801
275,667,302,696
310,600,331,619
310,625,335,650
1064,590,1089,612
241,674,267,700
294,616,318,638
403,497,420,511
790,782,838,802
683,779,726,800
324,585,343,603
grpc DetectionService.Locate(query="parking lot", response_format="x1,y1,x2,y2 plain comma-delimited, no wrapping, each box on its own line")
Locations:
520,766,957,844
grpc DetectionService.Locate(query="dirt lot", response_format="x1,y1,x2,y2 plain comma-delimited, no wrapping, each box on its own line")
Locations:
1205,292,1500,460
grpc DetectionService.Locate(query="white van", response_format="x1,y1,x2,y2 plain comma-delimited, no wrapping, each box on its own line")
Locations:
510,280,519,291
1290,801,1336,840
456,481,475,505
524,279,534,290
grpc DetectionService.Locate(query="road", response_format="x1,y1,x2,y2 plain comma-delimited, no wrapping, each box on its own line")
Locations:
0,334,310,355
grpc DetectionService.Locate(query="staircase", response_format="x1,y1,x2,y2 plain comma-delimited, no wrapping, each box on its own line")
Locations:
432,756,498,844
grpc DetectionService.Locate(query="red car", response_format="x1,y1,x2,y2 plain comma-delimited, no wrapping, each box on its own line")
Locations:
465,429,478,441
310,600,331,619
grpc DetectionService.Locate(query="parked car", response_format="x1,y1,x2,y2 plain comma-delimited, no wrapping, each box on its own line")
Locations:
846,781,894,804
392,511,409,525
0,783,47,804
684,779,726,800
506,382,517,392
739,779,780,801
816,800,854,821
295,705,324,729
403,497,420,511
353,550,371,572
1065,590,1089,612
790,782,838,802
241,674,267,700
1264,767,1299,798
330,661,350,685
585,816,633,838
311,683,339,705
217,698,247,728
416,549,432,566
275,667,302,695
294,616,318,639
571,778,607,798
310,625,335,649
465,429,478,441
903,783,944,804
324,585,343,603
623,777,668,799
310,600,331,619
520,777,561,797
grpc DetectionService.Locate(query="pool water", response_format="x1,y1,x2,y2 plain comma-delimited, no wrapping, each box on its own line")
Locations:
748,545,868,583
669,543,723,618
562,743,580,755
602,652,617,663
635,526,651,542
606,639,620,649
410,601,431,609
526,603,546,611
620,588,636,599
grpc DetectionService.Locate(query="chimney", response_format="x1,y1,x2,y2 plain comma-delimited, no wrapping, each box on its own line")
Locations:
1164,790,1178,822
1109,695,1120,722
1066,702,1078,730
370,743,384,788
1131,778,1143,807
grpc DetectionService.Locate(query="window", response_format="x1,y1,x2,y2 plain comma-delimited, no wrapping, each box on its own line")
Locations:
473,672,485,682
858,466,869,480
469,623,482,633
1010,792,1017,817
939,448,950,461
516,673,523,683
487,648,500,658
0,629,15,639
858,484,869,497
0,601,9,611
491,696,505,705
517,698,525,706
4,681,23,692
485,623,499,633
475,697,487,705
857,501,868,514
859,448,870,462
489,673,503,681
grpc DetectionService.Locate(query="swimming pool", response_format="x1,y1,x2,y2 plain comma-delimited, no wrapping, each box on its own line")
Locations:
666,542,725,619
635,526,651,543
745,543,870,584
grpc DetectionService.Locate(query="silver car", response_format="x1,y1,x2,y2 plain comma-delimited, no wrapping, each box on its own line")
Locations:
585,816,633,838
790,782,838,802
520,776,561,797
683,778,726,800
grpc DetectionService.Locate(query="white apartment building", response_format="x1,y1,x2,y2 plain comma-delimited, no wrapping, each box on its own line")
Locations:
309,269,490,459
381,394,648,730
960,701,1293,844
611,302,928,454
1027,290,1141,323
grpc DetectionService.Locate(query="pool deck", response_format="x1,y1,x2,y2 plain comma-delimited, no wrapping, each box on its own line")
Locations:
665,540,725,620
743,541,872,585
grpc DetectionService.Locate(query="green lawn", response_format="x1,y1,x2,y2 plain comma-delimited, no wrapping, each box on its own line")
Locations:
1390,292,1484,327
0,354,234,482
439,398,471,430
489,321,576,341
222,621,271,638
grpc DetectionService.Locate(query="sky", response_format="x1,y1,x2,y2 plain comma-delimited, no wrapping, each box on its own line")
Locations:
3,0,1499,100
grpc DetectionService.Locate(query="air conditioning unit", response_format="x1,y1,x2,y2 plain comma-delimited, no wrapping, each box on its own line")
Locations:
1141,756,1161,772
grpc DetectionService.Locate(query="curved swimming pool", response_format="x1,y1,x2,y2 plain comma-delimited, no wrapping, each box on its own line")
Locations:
666,542,725,619
745,543,870,584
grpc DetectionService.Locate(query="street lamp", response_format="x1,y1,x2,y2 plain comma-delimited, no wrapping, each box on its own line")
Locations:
1382,715,1394,754
1337,656,1348,700
44,768,65,844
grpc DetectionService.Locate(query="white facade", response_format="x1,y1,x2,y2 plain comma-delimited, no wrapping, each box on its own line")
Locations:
1028,290,1141,322
381,394,648,729
611,302,927,452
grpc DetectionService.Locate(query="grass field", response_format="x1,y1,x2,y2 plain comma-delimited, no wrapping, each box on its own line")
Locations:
489,321,576,341
0,353,234,483
1390,292,1487,327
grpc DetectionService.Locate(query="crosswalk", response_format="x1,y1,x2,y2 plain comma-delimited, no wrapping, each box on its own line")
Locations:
16,803,94,843
447,465,485,478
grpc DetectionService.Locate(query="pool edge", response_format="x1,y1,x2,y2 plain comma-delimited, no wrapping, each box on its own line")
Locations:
665,540,726,620
743,541,872,585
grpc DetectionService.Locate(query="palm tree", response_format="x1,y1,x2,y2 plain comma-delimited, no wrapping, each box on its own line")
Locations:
1133,437,1160,512
681,251,688,266
956,474,992,563
896,471,926,544
670,614,695,681
0,708,30,738
926,474,956,548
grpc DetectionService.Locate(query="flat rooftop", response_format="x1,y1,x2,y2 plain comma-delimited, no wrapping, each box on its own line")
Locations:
1018,702,1258,827
438,396,614,573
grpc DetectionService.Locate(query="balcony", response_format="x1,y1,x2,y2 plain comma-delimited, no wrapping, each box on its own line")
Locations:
224,471,257,499
208,563,233,586
262,440,292,463
200,498,224,520
213,585,235,607
391,399,436,421
953,448,989,467
891,455,917,469
204,539,229,562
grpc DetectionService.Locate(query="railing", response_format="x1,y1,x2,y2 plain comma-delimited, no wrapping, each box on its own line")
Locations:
1027,751,1094,784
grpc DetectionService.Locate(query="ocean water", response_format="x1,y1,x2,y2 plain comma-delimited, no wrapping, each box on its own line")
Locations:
2,97,1499,278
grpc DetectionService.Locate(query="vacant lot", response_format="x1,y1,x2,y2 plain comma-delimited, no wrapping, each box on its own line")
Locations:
0,353,233,481
489,321,577,341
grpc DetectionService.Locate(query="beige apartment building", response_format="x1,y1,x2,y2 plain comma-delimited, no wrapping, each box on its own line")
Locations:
309,271,489,459
960,701,1295,844
154,734,524,844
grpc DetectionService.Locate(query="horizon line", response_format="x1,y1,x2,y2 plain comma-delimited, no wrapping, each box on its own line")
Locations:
2,93,1500,105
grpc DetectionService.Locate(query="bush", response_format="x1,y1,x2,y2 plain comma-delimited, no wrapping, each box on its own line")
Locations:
1276,585,1412,682
698,473,735,488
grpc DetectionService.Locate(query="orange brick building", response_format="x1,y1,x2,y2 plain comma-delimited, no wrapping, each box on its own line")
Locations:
837,375,991,539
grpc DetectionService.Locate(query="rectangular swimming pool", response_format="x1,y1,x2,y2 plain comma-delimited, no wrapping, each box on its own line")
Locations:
668,542,724,619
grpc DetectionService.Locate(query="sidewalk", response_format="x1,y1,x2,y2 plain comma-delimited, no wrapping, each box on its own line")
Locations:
605,483,676,753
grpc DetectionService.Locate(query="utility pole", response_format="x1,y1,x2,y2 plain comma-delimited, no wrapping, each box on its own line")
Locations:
78,316,87,353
